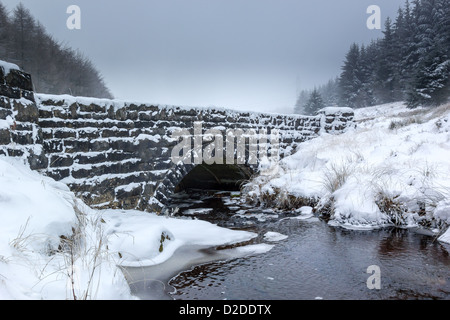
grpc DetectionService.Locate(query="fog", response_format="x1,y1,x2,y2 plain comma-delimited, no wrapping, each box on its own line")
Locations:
1,0,405,113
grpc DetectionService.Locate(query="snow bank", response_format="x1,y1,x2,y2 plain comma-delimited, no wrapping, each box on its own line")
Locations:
243,102,450,240
436,200,450,244
0,156,133,300
0,156,257,299
100,209,256,267
0,61,20,75
318,106,354,115
439,228,450,244
0,158,75,254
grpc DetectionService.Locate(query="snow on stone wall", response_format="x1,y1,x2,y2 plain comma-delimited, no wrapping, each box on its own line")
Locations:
0,60,34,102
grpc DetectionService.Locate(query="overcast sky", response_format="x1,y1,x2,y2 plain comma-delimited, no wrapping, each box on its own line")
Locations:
2,0,405,113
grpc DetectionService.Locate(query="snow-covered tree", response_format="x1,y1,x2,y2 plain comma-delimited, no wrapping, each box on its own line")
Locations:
0,2,113,99
294,78,339,115
339,43,364,109
294,90,309,114
0,3,10,59
374,17,400,103
297,0,449,110
406,0,450,107
304,89,325,115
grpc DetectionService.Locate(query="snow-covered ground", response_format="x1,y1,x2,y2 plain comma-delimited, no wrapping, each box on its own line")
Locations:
243,102,450,243
0,157,257,300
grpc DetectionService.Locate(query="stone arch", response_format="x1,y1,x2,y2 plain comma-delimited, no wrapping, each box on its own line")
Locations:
151,162,254,210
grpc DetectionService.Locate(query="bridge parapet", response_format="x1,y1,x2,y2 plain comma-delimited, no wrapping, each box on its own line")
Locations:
317,107,355,133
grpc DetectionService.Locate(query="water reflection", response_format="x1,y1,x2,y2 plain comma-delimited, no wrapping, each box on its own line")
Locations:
130,190,450,300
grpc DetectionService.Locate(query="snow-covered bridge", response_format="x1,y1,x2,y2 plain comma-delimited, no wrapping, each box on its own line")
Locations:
0,64,354,211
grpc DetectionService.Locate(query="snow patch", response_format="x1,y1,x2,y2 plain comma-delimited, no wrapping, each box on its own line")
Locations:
183,208,214,215
243,102,450,241
263,232,288,242
0,60,20,75
232,243,274,255
0,156,258,299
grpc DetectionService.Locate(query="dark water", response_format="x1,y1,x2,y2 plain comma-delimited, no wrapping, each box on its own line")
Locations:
127,191,450,300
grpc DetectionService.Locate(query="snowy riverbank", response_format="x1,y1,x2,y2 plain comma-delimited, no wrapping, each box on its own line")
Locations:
243,102,450,243
0,157,257,300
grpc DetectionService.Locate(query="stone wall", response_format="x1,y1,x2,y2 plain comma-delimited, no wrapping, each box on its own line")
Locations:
317,107,356,133
0,64,35,102
34,94,335,211
0,64,355,212
0,64,47,170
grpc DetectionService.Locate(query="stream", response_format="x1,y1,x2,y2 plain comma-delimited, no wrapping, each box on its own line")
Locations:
124,190,450,300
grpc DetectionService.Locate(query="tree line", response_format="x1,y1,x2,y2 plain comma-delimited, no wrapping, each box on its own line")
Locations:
295,0,450,115
0,2,113,99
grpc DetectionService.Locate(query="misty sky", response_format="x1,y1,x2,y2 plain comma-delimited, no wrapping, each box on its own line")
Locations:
2,0,405,113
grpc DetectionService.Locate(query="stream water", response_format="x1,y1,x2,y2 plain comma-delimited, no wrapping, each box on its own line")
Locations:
124,191,450,300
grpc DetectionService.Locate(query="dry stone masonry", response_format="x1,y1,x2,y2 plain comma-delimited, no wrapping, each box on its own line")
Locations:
0,63,355,212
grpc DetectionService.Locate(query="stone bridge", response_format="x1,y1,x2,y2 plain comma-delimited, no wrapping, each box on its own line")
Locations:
0,63,355,212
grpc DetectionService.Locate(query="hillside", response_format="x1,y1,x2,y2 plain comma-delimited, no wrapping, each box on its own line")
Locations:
0,2,113,99
243,102,450,243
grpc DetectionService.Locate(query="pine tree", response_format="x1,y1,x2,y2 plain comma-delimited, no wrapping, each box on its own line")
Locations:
339,43,364,108
358,42,377,106
0,3,10,59
308,0,450,110
374,17,400,103
406,0,450,107
9,3,36,70
321,77,340,107
411,47,449,106
304,89,325,115
0,2,113,99
393,5,409,97
294,90,309,114
440,0,450,58
294,78,340,114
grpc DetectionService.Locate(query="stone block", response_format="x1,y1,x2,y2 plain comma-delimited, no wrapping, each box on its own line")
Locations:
0,129,11,145
27,149,48,170
13,100,39,123
90,139,111,152
79,103,105,113
54,129,77,139
50,155,74,168
105,151,134,162
77,129,100,139
44,140,64,153
72,167,92,179
5,69,33,91
0,108,12,119
64,140,90,153
11,131,34,145
74,152,107,165
46,168,71,181
38,109,53,118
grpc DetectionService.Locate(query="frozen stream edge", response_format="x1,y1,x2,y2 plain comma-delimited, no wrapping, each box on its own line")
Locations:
121,242,274,300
